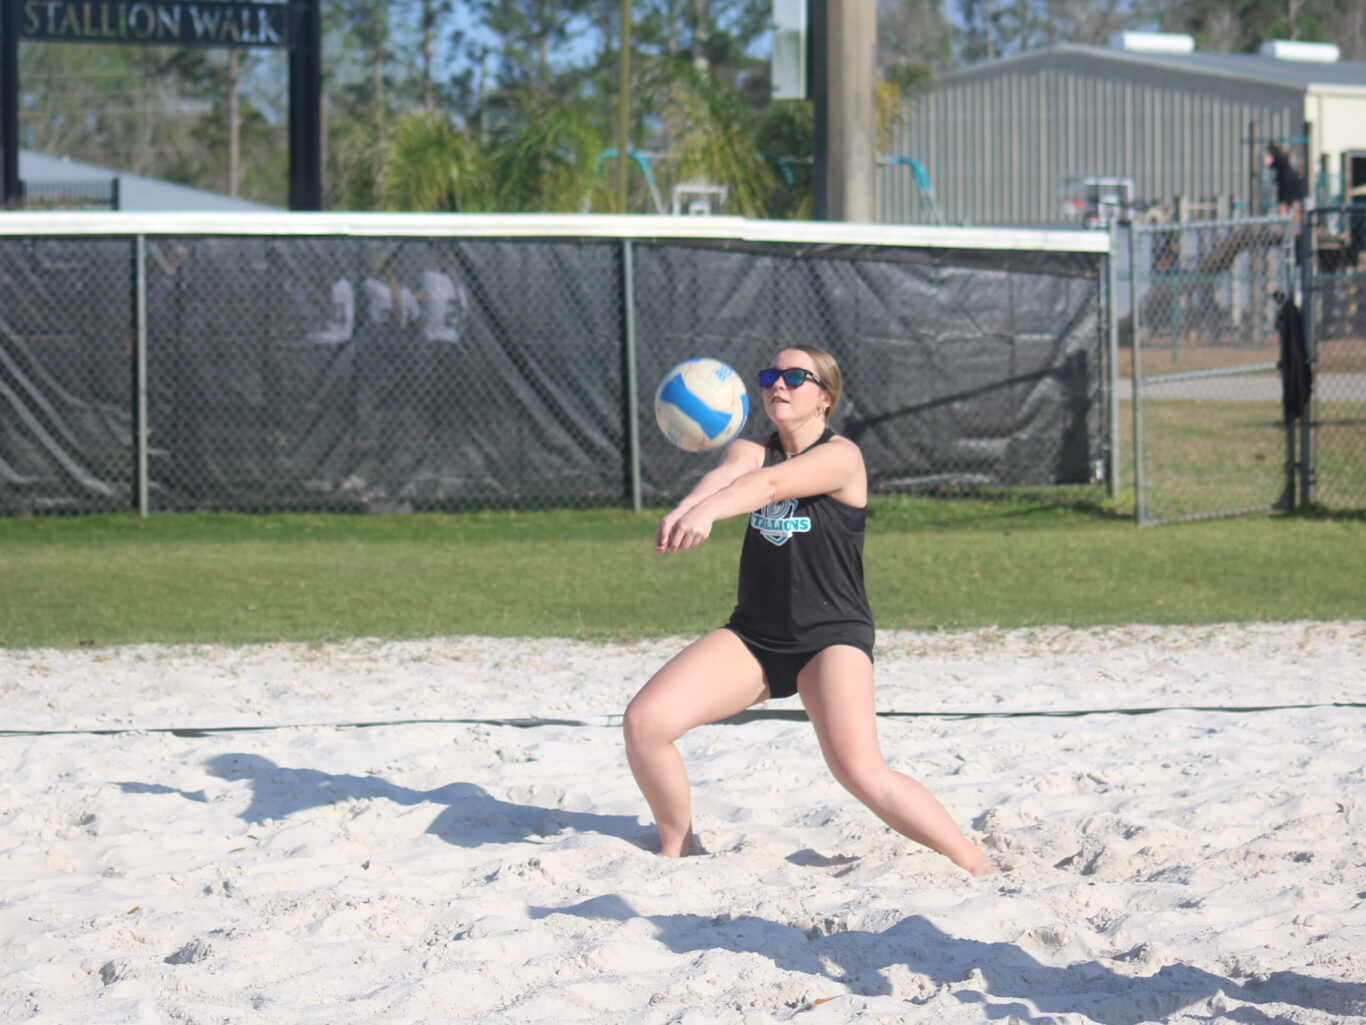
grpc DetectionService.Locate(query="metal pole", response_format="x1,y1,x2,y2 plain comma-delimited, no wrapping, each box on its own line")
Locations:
1280,221,1298,512
622,240,642,512
616,0,631,213
135,235,150,517
1298,212,1316,508
809,0,828,220
1106,218,1122,497
2,0,21,207
1129,222,1147,525
287,0,323,210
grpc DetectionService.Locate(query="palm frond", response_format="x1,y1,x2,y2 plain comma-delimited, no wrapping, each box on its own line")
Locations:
490,97,605,212
645,58,776,218
382,111,488,212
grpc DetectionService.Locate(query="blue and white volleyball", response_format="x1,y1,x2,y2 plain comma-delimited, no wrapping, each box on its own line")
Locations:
654,357,749,453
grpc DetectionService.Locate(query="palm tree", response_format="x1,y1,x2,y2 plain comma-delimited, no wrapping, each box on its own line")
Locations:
382,110,489,211
755,99,814,220
488,96,604,211
646,57,775,217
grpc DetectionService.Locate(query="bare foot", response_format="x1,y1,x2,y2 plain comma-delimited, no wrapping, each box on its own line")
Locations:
961,848,1007,877
656,829,705,858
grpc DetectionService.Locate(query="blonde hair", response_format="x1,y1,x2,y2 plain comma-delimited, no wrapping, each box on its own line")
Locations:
785,344,843,422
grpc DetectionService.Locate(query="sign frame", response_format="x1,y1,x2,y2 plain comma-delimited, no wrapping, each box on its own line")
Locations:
2,0,321,209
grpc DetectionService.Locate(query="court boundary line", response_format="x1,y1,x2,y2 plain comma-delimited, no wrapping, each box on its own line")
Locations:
3,701,1362,738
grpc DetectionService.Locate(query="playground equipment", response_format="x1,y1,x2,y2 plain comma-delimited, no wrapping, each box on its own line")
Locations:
583,149,667,215
671,184,728,216
882,156,945,224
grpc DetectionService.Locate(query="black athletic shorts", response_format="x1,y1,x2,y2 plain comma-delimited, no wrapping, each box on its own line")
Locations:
725,627,873,700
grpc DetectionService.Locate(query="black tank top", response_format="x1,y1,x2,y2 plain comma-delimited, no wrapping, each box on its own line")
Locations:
726,430,875,654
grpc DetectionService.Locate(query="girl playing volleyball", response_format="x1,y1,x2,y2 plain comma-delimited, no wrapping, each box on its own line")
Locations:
623,345,1000,876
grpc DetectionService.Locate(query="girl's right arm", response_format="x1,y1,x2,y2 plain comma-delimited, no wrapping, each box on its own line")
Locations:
655,438,765,552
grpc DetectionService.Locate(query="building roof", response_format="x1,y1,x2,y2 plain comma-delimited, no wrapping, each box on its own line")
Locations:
17,150,277,212
942,42,1366,92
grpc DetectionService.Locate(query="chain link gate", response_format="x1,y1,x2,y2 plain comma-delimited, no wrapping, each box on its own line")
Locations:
1127,215,1297,525
1301,206,1366,512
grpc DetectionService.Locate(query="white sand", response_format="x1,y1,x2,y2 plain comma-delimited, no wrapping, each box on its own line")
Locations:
1,621,1363,1024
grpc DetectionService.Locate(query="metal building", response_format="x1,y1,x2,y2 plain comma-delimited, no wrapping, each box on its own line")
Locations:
879,37,1366,227
17,150,275,212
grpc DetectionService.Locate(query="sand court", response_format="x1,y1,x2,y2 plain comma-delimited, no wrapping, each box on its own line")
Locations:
1,622,1363,1023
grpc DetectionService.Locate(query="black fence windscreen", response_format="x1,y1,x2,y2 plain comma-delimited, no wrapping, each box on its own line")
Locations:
0,237,133,510
0,230,1108,515
633,241,1103,499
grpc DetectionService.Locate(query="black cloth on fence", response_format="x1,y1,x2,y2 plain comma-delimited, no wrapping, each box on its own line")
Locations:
1278,297,1312,423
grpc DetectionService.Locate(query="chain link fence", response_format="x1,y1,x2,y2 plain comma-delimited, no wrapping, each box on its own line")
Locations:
632,239,1111,506
1,217,1112,516
1127,216,1299,525
140,234,629,512
0,236,134,509
1303,206,1366,512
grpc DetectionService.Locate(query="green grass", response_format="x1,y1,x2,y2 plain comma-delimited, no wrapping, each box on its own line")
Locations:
1132,400,1293,521
1119,398,1366,522
2,500,1362,649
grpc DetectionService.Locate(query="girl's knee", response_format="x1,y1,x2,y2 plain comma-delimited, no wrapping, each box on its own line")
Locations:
827,756,893,805
623,693,678,750
621,697,651,748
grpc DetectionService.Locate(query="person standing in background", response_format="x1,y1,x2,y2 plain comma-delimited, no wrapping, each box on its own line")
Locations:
1265,143,1306,234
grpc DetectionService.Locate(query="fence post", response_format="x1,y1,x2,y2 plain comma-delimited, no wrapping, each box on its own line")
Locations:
1298,213,1316,508
622,239,642,513
1129,223,1148,524
1284,224,1305,513
1106,218,1122,497
1174,197,1190,359
134,235,149,517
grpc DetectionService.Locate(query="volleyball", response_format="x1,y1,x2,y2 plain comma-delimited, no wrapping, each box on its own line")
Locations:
654,357,749,453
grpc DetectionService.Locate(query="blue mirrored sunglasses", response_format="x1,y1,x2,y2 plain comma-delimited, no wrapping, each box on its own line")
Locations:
759,367,824,390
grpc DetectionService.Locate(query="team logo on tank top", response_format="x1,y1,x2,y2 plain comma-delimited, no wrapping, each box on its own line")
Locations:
750,498,812,546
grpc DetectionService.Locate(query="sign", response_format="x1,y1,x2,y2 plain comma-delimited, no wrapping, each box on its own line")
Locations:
4,0,319,210
21,0,290,48
771,0,806,100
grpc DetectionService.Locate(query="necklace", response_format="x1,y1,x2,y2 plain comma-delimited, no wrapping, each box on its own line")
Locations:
783,418,830,458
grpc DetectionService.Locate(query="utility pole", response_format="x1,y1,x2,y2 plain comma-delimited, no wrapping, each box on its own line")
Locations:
810,0,828,219
228,51,241,198
810,0,876,222
617,0,631,212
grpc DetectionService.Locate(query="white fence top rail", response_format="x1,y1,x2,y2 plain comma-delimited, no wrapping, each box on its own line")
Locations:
0,211,1113,253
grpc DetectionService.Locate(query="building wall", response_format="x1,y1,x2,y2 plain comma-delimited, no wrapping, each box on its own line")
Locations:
881,51,1307,226
1304,87,1366,202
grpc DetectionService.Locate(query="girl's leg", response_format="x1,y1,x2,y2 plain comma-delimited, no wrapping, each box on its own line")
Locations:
797,646,999,876
623,629,767,857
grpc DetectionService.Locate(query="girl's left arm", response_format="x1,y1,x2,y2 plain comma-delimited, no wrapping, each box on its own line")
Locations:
658,438,864,552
